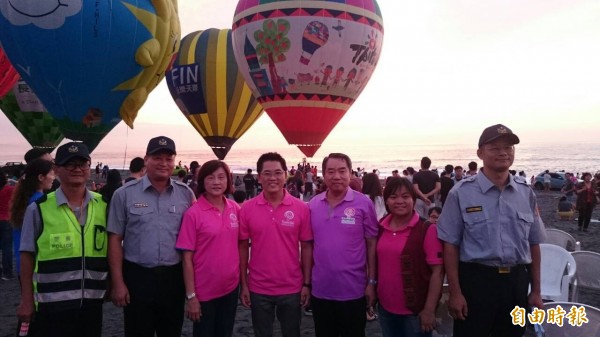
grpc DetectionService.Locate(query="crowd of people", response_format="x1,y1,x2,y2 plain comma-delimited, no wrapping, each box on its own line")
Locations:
0,124,598,337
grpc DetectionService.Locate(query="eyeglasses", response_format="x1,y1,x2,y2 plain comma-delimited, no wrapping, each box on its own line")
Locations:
62,162,91,171
261,170,285,178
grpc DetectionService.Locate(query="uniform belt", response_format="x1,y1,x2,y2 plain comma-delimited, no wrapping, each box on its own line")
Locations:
460,262,527,274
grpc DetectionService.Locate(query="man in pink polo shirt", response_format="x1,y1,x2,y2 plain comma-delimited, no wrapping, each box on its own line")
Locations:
309,153,379,337
239,152,313,337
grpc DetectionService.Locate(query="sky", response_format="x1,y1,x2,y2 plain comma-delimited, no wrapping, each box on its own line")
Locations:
2,0,600,156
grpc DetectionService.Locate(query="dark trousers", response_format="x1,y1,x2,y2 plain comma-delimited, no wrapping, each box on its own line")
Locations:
123,261,185,337
311,295,366,337
0,220,13,276
578,202,594,229
193,287,239,337
32,302,103,337
454,262,529,337
249,292,302,337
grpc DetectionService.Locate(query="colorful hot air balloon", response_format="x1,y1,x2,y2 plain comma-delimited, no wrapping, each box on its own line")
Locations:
0,0,180,151
166,28,264,160
0,45,19,98
232,0,384,157
0,79,64,150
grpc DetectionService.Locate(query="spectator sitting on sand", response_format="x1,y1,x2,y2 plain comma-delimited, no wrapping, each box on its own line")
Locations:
557,196,574,220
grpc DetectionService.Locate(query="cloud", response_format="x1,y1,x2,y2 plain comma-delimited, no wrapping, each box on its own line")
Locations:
0,0,82,29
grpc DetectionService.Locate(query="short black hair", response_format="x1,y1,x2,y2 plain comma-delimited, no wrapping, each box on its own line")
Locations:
322,153,352,173
257,152,287,173
129,157,145,173
421,157,431,169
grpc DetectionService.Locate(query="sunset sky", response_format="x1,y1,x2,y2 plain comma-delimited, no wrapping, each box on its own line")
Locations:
2,0,600,156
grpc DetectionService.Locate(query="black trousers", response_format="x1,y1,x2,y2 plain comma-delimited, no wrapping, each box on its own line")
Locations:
123,261,185,337
454,262,529,337
311,295,366,337
32,302,103,337
193,287,239,337
578,202,594,229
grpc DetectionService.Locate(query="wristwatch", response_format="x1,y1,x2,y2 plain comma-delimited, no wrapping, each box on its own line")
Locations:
186,292,196,300
368,279,378,285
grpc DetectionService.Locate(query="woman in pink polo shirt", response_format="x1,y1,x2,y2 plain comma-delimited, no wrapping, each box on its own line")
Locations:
176,160,241,337
376,177,444,337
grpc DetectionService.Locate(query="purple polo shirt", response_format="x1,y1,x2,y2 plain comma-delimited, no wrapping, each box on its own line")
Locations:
309,188,379,300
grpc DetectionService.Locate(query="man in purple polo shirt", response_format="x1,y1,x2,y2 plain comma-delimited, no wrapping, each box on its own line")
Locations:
308,153,379,337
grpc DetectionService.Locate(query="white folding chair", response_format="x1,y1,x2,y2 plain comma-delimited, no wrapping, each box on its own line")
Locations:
538,301,600,337
540,243,576,302
570,251,600,302
545,228,580,252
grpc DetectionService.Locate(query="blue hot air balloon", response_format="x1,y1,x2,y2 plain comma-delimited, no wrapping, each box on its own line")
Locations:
0,0,180,151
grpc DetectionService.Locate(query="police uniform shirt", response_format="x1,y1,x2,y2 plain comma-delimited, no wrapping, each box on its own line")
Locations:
437,169,546,267
20,188,95,253
107,175,195,268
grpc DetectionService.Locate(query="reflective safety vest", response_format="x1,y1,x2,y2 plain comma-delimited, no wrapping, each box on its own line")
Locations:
34,192,108,312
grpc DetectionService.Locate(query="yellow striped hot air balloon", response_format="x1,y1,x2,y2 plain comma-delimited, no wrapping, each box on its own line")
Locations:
166,28,263,160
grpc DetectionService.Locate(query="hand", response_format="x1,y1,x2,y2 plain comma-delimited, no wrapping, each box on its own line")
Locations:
423,198,432,206
418,309,436,332
448,292,468,320
240,286,251,308
365,284,377,308
185,298,201,322
16,299,35,323
300,286,311,308
110,281,130,307
528,291,544,310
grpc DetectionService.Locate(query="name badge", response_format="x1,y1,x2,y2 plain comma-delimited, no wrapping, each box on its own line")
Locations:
466,206,483,213
341,217,356,225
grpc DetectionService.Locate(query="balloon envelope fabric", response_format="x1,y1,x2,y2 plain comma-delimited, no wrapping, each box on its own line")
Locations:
232,0,384,157
0,79,64,150
166,28,263,160
0,45,19,99
0,0,180,150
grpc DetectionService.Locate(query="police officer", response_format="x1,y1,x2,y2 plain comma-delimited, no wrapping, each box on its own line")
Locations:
437,124,546,337
17,142,108,337
107,136,196,337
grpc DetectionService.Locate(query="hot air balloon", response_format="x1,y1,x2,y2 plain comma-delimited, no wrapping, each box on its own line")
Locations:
166,28,264,160
0,45,19,98
0,0,180,151
0,79,64,150
232,0,384,157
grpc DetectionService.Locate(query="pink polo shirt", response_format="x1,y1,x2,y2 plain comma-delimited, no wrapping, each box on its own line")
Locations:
176,195,241,301
239,191,312,295
309,188,379,300
377,212,443,314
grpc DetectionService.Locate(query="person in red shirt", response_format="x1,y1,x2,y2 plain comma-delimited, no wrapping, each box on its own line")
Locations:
0,172,15,279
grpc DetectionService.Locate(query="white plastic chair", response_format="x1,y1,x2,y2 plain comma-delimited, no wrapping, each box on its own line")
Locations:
570,251,600,302
537,301,600,337
545,228,580,252
540,243,577,302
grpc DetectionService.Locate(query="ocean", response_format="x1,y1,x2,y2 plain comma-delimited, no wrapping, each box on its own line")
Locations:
1,139,598,179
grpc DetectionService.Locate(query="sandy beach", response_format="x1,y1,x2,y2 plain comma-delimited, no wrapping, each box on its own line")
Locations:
1,190,599,336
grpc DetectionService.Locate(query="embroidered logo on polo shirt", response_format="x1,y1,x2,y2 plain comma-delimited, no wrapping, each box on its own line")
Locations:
341,207,356,225
466,206,483,213
281,211,295,227
230,213,239,228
